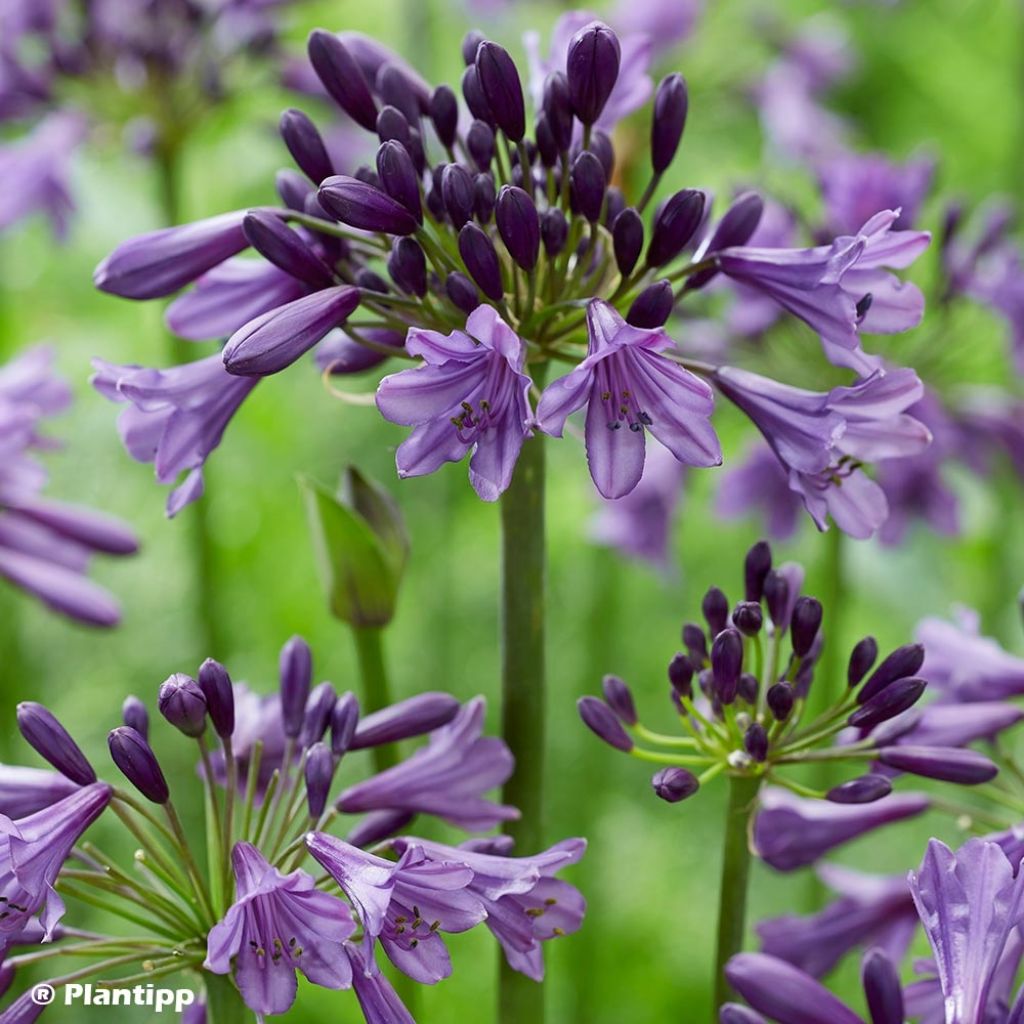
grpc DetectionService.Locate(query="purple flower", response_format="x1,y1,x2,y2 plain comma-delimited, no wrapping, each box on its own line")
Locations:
916,608,1024,702
588,439,685,569
716,442,803,540
536,299,720,499
204,842,355,1017
714,365,930,539
336,698,518,831
871,701,1024,753
757,863,915,978
375,306,533,502
305,833,484,983
715,211,930,373
0,767,77,820
753,786,929,871
909,838,1024,1024
91,353,259,516
344,942,415,1024
0,783,111,949
0,113,87,240
391,836,586,981
609,0,702,56
965,243,1024,371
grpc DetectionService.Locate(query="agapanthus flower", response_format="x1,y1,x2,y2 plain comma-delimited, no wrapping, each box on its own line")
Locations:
0,767,78,820
716,442,803,540
93,18,929,512
0,638,585,1023
0,346,138,624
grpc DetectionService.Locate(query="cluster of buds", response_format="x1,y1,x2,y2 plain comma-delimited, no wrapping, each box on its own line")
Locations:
0,637,584,1022
578,540,999,806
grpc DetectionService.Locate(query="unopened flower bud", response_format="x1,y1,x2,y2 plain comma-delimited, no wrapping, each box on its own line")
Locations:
279,108,334,185
588,131,615,179
243,210,334,288
737,673,759,704
445,271,480,313
876,745,997,784
318,175,419,235
766,682,794,722
461,30,485,66
351,692,460,749
121,695,149,739
17,702,96,785
541,208,568,256
375,65,419,126
712,628,743,704
542,71,573,152
578,696,633,752
441,163,474,230
790,597,823,657
108,727,168,804
375,141,422,224
682,622,707,661
647,189,705,267
387,237,427,297
744,540,772,601
612,208,644,276
461,65,494,125
602,674,637,726
458,223,504,301
762,570,790,629
330,692,360,757
307,30,378,131
496,186,540,270
158,674,207,738
744,722,768,762
827,774,893,804
305,742,334,819
732,601,763,637
701,587,730,636
651,766,699,803
467,119,495,171
474,173,496,222
300,682,337,748
848,678,926,731
279,635,313,739
651,73,688,174
668,653,694,698
686,191,765,291
626,280,673,328
858,643,924,704
429,86,458,150
862,948,904,1024
476,41,525,141
566,21,621,126
198,659,235,739
570,151,606,223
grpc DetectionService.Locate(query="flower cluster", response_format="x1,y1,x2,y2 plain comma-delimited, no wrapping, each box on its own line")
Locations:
92,17,929,517
0,346,137,625
0,636,584,1022
578,539,1000,817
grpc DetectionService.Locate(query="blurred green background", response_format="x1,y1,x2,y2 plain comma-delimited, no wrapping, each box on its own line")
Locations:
2,0,1023,1020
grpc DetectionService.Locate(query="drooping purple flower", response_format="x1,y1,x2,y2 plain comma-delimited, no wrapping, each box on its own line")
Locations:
753,786,929,871
204,842,355,1017
0,767,78,820
871,701,1024,753
909,838,1024,1024
588,440,685,569
91,353,259,516
375,305,533,502
336,697,518,831
0,783,111,948
305,833,484,984
757,863,916,978
344,942,415,1024
536,299,720,499
391,836,586,981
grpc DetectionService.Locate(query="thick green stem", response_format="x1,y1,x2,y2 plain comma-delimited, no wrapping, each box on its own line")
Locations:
352,625,398,771
713,774,762,1016
498,433,546,1024
204,972,248,1024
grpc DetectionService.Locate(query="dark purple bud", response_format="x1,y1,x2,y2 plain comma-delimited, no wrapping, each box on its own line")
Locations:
712,628,743,705
535,114,558,167
566,21,621,126
458,222,504,301
330,692,360,757
601,674,637,726
353,164,381,189
279,108,334,185
737,673,759,704
603,185,625,228
790,597,823,657
743,540,772,601
305,742,334,819
351,692,460,749
707,191,764,252
683,622,707,661
827,774,893,805
744,722,768,762
158,674,207,738
578,696,633,752
762,571,790,629
876,745,998,785
476,41,525,141
387,237,427,296
461,30,485,66
121,695,149,739
668,653,694,698
858,643,925,704
496,185,540,270
318,175,418,235
651,73,688,174
17,702,96,784
571,151,606,223
198,659,235,739
300,682,337,748
588,130,615,179
474,173,496,222
862,948,904,1024
376,64,420,126
732,602,764,637
276,169,311,212
541,208,568,256
108,727,168,804
766,682,794,722
445,271,481,313
542,72,574,152
429,86,458,150
242,211,334,288
702,587,730,636
375,141,422,224
467,119,495,172
441,163,475,230
847,678,926,731
652,766,699,803
356,268,390,293
461,65,494,125
279,635,312,739
647,189,705,267
377,105,412,148
308,30,378,131
625,280,673,328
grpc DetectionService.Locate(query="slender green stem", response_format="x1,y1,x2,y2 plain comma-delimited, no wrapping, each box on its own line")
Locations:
498,429,547,1024
204,971,249,1024
713,774,762,1016
352,625,398,771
